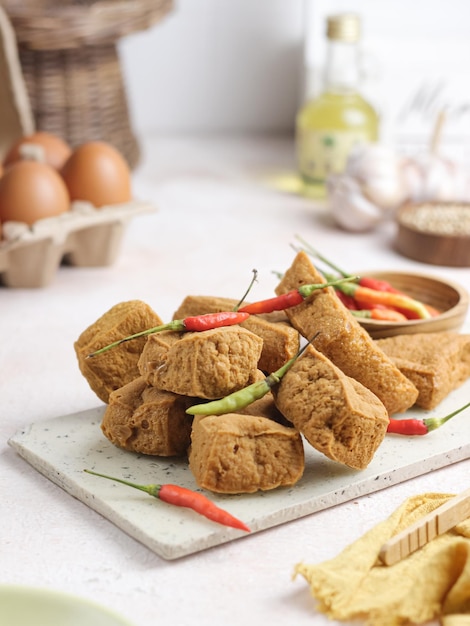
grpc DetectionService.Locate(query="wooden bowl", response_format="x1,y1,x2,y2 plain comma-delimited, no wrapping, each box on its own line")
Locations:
395,202,470,267
356,271,469,339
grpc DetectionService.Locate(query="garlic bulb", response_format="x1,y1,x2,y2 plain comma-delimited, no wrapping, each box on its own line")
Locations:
325,140,470,234
400,153,470,203
346,144,408,210
327,174,387,232
398,157,422,201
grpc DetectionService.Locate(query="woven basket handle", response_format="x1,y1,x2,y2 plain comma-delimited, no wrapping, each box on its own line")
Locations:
0,6,34,161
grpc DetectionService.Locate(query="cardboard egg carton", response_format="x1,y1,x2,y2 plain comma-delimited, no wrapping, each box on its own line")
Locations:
0,200,155,288
0,7,157,288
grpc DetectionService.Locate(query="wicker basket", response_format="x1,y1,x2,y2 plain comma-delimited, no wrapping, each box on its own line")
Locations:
3,0,173,169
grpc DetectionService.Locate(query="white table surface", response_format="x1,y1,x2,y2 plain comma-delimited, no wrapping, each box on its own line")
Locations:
2,134,469,626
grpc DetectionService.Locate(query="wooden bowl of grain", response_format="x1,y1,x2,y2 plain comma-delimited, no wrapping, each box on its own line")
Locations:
395,202,470,267
356,270,469,339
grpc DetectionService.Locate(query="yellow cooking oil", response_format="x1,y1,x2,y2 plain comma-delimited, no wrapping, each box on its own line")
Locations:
296,14,379,198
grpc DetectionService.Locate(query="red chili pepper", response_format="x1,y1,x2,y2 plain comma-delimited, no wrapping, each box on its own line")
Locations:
331,279,432,320
358,276,402,294
238,276,357,315
352,308,408,322
335,290,359,310
399,303,441,320
353,302,392,311
354,293,441,321
387,400,470,436
87,311,250,358
239,290,304,314
84,470,251,532
183,311,249,331
387,419,429,435
354,284,441,320
345,271,439,320
317,268,431,320
357,281,441,322
159,484,250,531
356,280,440,318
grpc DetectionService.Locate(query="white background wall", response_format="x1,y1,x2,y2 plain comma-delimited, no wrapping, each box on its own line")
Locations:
119,0,305,135
119,0,470,159
304,0,470,159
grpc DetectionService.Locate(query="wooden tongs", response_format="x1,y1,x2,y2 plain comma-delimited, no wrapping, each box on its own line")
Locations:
379,488,470,566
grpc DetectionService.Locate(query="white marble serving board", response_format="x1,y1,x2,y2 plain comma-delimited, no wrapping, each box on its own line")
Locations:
8,386,470,560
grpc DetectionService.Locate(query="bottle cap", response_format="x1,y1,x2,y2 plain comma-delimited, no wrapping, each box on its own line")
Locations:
327,14,360,42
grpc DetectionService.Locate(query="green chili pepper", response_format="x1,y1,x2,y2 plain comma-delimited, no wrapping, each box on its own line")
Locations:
186,335,317,416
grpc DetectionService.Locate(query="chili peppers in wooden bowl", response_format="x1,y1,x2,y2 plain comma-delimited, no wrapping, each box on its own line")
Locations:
294,237,468,339
349,270,468,339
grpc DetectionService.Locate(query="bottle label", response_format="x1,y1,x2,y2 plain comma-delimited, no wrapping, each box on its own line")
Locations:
298,129,372,183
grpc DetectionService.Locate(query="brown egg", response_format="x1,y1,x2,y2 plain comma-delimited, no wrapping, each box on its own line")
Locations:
0,160,70,226
4,131,72,171
60,141,132,207
0,163,2,238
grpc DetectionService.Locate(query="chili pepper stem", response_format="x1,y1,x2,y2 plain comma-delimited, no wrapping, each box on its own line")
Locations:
352,309,408,322
84,469,161,497
293,236,347,277
425,399,470,432
86,320,185,358
234,268,258,311
297,276,360,298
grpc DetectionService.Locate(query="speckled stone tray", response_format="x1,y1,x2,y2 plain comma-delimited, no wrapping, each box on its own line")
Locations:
8,387,470,560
